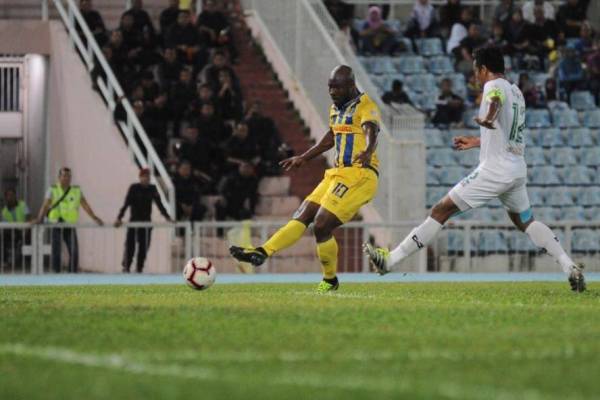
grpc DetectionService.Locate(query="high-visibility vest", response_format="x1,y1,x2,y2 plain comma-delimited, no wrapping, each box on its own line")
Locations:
1,200,27,222
48,185,81,223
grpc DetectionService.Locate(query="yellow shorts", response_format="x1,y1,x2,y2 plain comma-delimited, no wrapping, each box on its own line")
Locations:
305,167,378,223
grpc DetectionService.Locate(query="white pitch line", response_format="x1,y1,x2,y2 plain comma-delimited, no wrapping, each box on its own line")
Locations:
291,290,376,299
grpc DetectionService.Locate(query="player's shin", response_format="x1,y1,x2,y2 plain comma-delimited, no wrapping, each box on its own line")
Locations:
316,236,338,279
525,221,575,274
261,220,307,256
389,217,443,266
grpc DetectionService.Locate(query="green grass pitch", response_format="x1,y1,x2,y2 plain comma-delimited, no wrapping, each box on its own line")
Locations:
1,283,599,400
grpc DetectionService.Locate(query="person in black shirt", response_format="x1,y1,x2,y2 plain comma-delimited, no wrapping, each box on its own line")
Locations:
382,80,412,106
79,0,107,45
115,168,172,273
215,163,258,221
177,125,217,191
432,78,465,126
173,161,207,222
160,0,180,34
556,0,587,38
122,0,155,37
166,10,204,65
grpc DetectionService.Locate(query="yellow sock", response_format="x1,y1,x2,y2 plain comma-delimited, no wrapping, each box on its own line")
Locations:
316,237,338,279
261,220,306,256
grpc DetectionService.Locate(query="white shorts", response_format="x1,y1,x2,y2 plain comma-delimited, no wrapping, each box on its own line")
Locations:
448,167,530,213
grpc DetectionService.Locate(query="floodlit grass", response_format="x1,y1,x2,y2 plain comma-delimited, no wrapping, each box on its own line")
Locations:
1,282,599,400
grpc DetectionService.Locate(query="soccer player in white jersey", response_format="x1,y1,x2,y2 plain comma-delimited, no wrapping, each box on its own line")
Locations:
364,47,586,292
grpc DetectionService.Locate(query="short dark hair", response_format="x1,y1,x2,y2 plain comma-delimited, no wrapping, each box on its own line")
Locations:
59,167,71,177
473,47,504,74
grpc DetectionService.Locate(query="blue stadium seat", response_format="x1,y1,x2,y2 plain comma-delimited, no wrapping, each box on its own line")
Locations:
424,129,445,147
477,231,508,253
503,55,512,71
572,229,599,252
415,92,439,112
584,206,600,220
538,128,563,147
570,91,596,111
387,19,402,33
526,110,552,128
427,167,440,185
577,186,600,206
370,57,396,75
428,56,454,75
568,127,594,147
525,147,546,166
447,230,465,252
580,147,600,166
353,19,365,32
546,187,574,206
463,109,480,129
530,72,549,88
426,186,447,207
369,75,389,93
534,206,558,222
439,166,465,185
561,166,593,185
582,109,600,128
457,150,479,167
508,231,537,252
558,206,585,221
528,187,546,206
529,166,560,185
396,37,414,54
394,56,426,74
416,38,443,56
405,73,437,93
550,147,578,166
427,148,456,166
488,207,507,222
524,129,536,147
552,109,580,128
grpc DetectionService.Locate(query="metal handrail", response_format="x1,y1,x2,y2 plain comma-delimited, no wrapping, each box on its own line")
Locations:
48,0,175,218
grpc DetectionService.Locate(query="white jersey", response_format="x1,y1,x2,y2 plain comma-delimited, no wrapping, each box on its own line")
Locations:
478,78,527,181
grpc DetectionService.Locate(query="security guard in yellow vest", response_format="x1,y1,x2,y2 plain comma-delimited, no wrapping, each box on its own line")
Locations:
1,188,30,223
35,167,104,273
1,188,31,267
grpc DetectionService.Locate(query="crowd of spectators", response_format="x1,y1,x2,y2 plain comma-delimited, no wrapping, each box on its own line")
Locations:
83,0,291,223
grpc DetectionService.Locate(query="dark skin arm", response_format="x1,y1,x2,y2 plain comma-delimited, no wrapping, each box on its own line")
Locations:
353,121,379,167
474,96,502,130
280,130,335,171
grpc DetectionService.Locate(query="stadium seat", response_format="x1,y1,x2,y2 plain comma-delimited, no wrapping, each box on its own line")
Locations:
572,229,599,252
427,148,456,166
508,231,537,252
396,37,414,54
528,187,546,206
561,166,593,185
415,38,443,56
538,128,563,147
526,110,552,128
477,231,508,253
529,166,560,185
584,206,600,220
558,206,585,221
387,19,402,33
582,109,600,128
438,166,465,185
426,186,447,207
570,91,597,111
549,147,577,166
577,186,600,206
552,109,580,128
427,167,440,185
568,127,594,147
369,75,389,93
457,149,479,167
405,73,437,93
415,92,439,112
580,147,600,166
524,129,536,147
370,57,396,75
530,72,549,88
423,129,445,147
394,56,426,74
428,56,454,75
503,55,512,71
534,206,558,222
546,187,575,206
463,109,480,129
447,230,465,253
488,207,507,222
525,147,546,166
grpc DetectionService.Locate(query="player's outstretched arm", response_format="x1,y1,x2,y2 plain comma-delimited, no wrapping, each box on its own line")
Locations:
474,95,501,129
279,130,335,171
453,135,480,150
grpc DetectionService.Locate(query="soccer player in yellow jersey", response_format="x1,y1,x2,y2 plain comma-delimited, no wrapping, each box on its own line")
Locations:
230,65,381,292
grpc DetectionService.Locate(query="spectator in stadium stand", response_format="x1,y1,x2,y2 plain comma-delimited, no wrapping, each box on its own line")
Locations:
522,0,555,23
177,125,217,192
574,21,595,56
173,161,207,222
140,70,160,103
169,67,196,134
160,0,180,34
439,0,464,37
196,0,234,57
446,7,473,54
466,71,482,106
558,45,585,97
224,121,261,175
108,29,128,67
1,188,30,268
544,77,559,103
165,10,204,65
195,82,215,105
115,168,173,273
193,101,230,147
359,6,397,55
217,69,243,122
123,0,155,37
119,14,143,57
586,38,600,103
35,167,104,273
382,80,412,107
144,92,170,158
79,0,107,45
494,0,514,26
523,6,560,67
323,0,354,27
199,50,239,93
519,73,544,108
454,23,486,74
504,10,529,63
215,163,258,222
432,78,465,127
556,0,588,38
404,0,438,39
157,46,182,89
486,22,510,54
246,100,289,176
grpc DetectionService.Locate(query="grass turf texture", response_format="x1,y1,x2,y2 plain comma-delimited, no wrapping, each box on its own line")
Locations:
1,283,599,400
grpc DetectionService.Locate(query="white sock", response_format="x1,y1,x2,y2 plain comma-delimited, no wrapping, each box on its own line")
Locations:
525,221,574,274
389,217,443,266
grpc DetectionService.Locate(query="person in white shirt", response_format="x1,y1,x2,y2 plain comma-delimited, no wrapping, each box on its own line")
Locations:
364,47,586,292
522,0,555,23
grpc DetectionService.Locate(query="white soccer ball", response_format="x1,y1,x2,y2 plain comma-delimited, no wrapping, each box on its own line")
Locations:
183,257,216,290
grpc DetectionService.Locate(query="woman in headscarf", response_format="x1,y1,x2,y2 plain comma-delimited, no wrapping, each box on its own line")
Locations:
359,6,396,54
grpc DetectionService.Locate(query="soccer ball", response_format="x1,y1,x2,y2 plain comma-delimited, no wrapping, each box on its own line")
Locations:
183,257,216,290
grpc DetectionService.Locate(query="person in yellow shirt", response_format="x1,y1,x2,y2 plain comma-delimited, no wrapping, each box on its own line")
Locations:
230,65,380,292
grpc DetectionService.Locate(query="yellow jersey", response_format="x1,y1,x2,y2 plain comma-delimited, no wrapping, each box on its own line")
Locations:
329,93,381,170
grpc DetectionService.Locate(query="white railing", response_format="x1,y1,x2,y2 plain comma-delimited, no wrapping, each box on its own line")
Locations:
47,0,175,218
2,220,598,274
